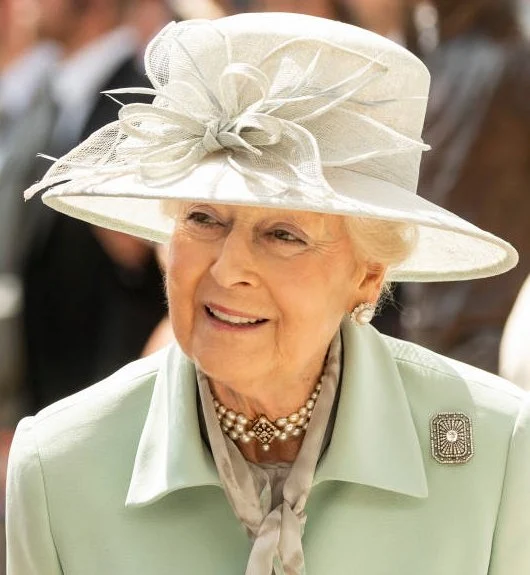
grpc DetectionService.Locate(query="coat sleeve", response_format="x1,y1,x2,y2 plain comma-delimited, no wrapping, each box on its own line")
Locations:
6,416,63,575
488,394,530,574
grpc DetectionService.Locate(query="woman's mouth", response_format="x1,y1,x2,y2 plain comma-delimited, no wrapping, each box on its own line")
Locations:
205,305,268,326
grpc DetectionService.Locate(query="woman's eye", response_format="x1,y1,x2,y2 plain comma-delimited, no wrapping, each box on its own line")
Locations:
186,211,220,227
271,229,305,244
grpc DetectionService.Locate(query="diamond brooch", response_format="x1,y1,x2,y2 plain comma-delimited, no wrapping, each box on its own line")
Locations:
430,412,474,464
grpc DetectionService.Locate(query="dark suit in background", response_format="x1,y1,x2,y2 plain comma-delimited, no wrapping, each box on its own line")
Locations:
22,54,166,412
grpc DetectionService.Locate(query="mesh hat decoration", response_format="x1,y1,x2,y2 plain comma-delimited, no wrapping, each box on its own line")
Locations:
24,12,518,282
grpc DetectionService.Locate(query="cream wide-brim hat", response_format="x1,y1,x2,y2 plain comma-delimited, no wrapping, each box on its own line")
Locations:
25,13,518,282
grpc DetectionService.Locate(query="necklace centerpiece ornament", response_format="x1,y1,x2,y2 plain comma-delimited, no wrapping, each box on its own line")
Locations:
214,381,322,451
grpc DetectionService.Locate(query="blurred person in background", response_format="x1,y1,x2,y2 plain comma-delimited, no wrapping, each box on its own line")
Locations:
499,275,530,388
18,0,166,412
399,0,530,374
127,0,226,53
339,0,408,40
127,0,226,52
519,0,530,35
226,0,356,21
0,0,59,425
0,5,58,568
127,0,175,53
125,0,227,70
168,0,226,20
244,0,336,18
0,0,48,71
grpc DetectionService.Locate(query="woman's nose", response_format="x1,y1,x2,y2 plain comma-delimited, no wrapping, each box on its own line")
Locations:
209,229,261,288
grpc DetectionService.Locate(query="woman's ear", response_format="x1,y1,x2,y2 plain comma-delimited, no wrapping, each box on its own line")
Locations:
351,262,387,309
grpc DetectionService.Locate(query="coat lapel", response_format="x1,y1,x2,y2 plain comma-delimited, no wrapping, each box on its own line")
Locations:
314,321,428,498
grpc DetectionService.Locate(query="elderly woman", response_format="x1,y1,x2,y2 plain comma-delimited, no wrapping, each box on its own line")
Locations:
6,13,530,575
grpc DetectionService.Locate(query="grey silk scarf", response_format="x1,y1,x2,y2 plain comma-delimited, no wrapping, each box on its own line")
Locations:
197,332,342,575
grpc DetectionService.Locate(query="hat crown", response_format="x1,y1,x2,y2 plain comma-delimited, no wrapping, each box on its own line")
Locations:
134,14,431,197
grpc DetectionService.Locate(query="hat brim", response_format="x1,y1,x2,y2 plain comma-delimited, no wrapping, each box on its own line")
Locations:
41,155,518,282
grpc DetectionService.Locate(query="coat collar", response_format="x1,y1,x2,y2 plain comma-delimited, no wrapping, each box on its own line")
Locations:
312,321,428,497
126,321,428,507
126,344,219,506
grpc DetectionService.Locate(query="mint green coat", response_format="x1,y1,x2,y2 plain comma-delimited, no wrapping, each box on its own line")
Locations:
7,322,530,574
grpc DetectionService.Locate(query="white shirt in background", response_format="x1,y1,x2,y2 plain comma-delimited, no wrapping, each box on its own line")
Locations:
500,275,530,390
51,26,139,148
0,42,59,162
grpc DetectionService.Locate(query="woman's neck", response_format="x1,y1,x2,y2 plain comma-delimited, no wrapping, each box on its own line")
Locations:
208,368,324,464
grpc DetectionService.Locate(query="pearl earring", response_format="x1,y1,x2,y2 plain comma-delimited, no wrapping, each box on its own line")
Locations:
350,302,376,326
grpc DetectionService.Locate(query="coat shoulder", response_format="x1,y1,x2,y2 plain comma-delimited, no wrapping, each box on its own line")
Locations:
383,335,527,419
20,347,170,458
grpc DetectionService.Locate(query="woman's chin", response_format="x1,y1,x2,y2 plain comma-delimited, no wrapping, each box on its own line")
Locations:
194,353,263,386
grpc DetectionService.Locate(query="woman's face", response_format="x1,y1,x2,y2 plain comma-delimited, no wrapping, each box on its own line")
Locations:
167,203,383,393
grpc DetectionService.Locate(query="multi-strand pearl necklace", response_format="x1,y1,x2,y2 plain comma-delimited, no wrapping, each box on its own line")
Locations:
214,381,322,451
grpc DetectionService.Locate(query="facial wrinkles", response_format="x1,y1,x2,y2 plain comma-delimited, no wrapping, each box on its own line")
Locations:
268,216,353,376
176,202,341,240
171,204,360,308
169,203,359,374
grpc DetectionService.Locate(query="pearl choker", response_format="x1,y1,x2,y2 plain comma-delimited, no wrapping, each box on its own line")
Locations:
213,381,322,451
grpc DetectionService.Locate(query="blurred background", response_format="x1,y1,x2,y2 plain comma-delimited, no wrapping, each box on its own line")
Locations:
1,0,529,568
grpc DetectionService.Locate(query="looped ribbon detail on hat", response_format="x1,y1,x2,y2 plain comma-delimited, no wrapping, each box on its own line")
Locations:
24,20,430,202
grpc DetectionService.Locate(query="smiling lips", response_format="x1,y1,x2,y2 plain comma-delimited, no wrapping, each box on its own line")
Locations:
205,304,268,326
